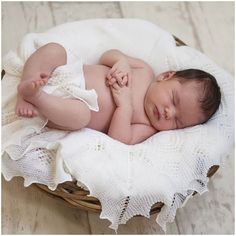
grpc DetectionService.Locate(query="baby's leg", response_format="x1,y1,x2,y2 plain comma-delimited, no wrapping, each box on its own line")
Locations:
46,120,75,131
18,79,91,131
16,73,49,118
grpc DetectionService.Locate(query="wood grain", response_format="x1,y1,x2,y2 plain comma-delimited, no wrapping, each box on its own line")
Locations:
1,1,234,234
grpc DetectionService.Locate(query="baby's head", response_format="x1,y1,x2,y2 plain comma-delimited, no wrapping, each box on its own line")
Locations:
144,69,221,131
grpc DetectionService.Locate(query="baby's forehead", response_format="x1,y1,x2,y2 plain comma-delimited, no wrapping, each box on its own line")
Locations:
175,77,201,86
176,79,204,94
176,90,206,126
174,80,203,106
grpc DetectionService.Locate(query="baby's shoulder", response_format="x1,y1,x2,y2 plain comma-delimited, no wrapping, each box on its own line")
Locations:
132,65,154,83
138,61,154,75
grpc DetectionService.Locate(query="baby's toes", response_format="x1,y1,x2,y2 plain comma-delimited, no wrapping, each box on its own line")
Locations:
32,109,38,117
39,80,45,86
16,107,36,118
42,78,48,84
16,107,21,116
23,108,31,117
27,109,33,117
17,108,24,117
34,80,41,88
37,78,48,87
22,108,27,117
30,81,37,89
32,80,42,88
20,108,25,116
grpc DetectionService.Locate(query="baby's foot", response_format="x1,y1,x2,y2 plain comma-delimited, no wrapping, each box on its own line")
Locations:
17,78,48,101
15,96,39,118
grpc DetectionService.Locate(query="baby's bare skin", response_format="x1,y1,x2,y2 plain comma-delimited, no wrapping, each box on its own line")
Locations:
16,44,205,144
84,64,153,133
17,64,154,134
16,44,159,144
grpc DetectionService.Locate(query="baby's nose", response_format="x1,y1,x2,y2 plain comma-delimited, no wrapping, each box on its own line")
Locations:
164,107,175,120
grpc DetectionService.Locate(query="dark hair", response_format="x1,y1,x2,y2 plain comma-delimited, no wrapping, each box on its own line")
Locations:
173,69,221,123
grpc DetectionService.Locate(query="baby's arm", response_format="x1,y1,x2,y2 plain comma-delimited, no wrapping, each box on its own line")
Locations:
99,49,154,87
108,80,133,144
108,80,156,145
99,49,150,69
109,111,156,144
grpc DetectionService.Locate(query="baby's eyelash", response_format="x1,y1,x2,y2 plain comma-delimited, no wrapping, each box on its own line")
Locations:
172,91,178,128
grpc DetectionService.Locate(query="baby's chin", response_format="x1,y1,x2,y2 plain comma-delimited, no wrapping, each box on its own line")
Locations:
148,119,161,131
151,121,175,131
145,112,161,131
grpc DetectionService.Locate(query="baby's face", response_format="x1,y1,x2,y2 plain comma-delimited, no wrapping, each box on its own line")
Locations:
144,72,205,131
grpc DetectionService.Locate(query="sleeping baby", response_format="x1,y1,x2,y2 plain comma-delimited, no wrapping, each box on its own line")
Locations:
15,43,221,144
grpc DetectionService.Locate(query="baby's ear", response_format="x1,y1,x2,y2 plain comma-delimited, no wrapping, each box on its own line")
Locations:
156,71,176,81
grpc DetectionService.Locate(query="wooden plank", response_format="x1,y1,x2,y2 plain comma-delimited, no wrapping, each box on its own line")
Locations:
21,2,54,32
120,2,198,49
2,2,27,57
185,2,234,74
2,2,54,58
1,177,91,234
88,211,179,234
2,1,234,234
50,2,122,25
176,149,234,234
120,2,234,74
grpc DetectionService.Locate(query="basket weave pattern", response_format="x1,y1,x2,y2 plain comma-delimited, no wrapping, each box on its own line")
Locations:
36,166,219,214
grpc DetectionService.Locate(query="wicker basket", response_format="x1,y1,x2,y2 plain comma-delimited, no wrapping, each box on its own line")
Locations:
2,36,220,216
36,165,219,215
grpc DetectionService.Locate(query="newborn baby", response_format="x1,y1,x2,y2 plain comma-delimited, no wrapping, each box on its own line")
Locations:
16,43,221,144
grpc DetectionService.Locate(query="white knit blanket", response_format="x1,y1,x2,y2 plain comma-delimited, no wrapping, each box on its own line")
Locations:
1,19,234,232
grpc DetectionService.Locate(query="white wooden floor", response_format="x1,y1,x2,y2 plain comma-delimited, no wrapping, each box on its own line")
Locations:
1,2,234,234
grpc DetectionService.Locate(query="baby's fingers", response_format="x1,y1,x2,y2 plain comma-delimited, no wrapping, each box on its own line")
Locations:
106,73,112,80
114,72,127,86
106,73,112,86
106,77,117,86
108,66,118,78
112,82,120,90
122,75,128,86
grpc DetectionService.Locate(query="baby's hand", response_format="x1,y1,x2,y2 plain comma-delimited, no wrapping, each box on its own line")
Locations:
106,58,131,87
110,77,133,108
